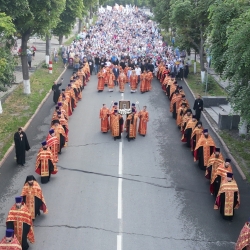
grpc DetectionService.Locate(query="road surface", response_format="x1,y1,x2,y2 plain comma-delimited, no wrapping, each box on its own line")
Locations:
0,70,250,250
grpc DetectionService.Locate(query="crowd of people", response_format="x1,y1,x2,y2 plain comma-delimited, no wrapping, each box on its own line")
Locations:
1,5,249,250
0,58,91,249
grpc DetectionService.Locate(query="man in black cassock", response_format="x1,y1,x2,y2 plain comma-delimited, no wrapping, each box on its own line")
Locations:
14,127,30,166
193,95,203,121
52,79,62,104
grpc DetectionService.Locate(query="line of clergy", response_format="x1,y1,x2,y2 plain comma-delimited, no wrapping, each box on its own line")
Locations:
99,102,149,142
156,66,241,223
97,65,153,94
0,63,91,249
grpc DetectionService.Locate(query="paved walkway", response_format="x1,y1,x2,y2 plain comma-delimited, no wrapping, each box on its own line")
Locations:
189,51,229,89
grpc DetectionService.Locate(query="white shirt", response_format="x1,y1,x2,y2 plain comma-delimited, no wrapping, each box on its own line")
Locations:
135,67,141,76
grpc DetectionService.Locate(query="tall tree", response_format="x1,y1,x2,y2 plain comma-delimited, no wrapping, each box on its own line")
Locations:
170,0,214,81
0,13,16,91
53,0,84,45
208,0,246,75
0,0,66,94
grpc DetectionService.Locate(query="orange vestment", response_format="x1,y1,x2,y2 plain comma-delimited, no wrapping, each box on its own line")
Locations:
138,110,149,135
6,204,35,246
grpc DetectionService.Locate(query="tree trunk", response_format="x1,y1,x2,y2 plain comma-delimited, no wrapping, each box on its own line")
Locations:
78,19,82,33
59,35,63,45
21,32,31,94
239,117,247,135
90,5,93,19
199,29,205,83
46,35,50,65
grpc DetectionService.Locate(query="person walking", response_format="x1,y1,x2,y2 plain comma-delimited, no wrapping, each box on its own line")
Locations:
14,127,30,166
193,95,203,121
27,52,32,69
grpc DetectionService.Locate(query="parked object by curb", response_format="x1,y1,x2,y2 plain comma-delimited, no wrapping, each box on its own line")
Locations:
183,78,246,180
0,67,67,168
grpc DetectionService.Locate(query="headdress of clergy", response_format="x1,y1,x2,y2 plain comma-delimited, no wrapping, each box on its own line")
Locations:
6,229,14,238
225,158,231,163
25,175,36,183
203,129,208,133
49,129,54,134
15,196,22,203
215,148,220,152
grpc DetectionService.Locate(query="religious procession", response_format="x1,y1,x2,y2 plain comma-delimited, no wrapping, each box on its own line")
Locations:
0,3,249,250
1,57,91,249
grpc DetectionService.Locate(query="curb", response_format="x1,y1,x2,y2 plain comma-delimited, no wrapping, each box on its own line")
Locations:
0,67,67,168
183,78,246,180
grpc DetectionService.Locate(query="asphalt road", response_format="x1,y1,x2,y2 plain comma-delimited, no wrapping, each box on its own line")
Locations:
0,69,250,250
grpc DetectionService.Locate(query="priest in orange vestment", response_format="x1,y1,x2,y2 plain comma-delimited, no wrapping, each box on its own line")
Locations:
194,129,215,170
35,141,58,184
97,70,105,92
125,108,138,141
118,70,127,93
51,120,66,154
21,175,48,220
190,121,203,153
46,128,59,163
214,173,240,221
130,70,138,93
100,104,110,133
111,110,124,140
138,106,149,136
140,70,147,93
6,197,35,250
235,219,250,250
205,147,224,180
210,158,233,197
0,229,22,250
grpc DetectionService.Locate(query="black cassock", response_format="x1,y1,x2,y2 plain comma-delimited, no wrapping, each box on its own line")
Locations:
14,131,30,165
193,99,203,121
6,220,31,250
184,127,192,147
52,83,62,104
197,145,214,170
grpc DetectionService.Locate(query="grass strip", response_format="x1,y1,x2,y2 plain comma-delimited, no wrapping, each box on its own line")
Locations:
64,36,75,46
219,131,250,182
186,61,226,97
0,58,65,160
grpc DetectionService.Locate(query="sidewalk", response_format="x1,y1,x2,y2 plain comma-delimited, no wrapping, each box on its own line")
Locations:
0,23,78,102
189,51,230,90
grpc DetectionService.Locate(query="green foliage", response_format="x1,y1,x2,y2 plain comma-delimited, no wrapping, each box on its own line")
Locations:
0,13,16,91
208,1,250,122
53,0,83,38
0,0,66,37
152,0,170,29
208,0,247,74
0,12,16,37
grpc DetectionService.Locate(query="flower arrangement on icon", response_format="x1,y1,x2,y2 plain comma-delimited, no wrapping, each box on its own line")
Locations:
118,109,132,115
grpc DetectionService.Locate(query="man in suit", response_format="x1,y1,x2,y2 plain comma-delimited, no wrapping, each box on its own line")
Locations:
112,65,119,86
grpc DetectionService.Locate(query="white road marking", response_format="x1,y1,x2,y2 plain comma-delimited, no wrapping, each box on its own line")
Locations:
118,178,123,219
117,235,122,250
119,142,123,175
117,92,124,250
